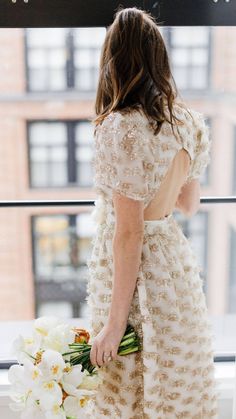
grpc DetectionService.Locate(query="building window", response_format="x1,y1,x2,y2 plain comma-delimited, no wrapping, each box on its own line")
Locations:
32,212,94,318
25,28,106,92
174,210,209,293
166,27,211,91
229,226,236,313
73,28,104,91
27,120,94,188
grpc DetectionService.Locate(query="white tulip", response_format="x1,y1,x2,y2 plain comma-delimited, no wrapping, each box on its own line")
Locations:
8,360,43,414
8,364,27,393
35,380,62,411
34,317,62,338
11,334,40,364
43,323,76,353
44,404,67,419
63,393,91,418
23,358,43,388
9,388,40,417
38,349,66,381
20,401,45,419
8,391,28,413
61,365,84,396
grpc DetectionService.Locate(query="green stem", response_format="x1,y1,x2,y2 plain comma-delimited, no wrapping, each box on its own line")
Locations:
120,332,135,341
119,337,135,347
118,346,139,355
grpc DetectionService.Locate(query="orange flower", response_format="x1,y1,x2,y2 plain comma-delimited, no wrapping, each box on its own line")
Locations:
58,382,69,402
72,327,90,344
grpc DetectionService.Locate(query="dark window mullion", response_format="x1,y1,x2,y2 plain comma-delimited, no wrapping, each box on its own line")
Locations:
67,121,77,184
66,29,75,88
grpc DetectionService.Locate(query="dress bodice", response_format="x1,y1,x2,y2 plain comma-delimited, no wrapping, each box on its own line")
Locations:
91,102,212,224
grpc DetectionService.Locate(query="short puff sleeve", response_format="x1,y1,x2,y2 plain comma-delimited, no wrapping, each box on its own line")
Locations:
186,111,212,183
93,111,154,201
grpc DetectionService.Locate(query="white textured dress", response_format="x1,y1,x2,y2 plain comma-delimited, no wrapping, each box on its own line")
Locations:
85,103,220,418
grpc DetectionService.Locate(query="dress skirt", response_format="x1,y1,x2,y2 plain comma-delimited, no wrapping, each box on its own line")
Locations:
85,209,220,419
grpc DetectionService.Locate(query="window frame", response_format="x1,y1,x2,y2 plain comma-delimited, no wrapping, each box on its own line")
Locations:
0,0,235,27
24,28,104,93
27,119,94,189
165,26,212,93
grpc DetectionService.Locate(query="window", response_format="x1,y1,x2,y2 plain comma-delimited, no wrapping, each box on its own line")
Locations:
32,212,94,318
165,27,211,91
26,28,68,91
25,28,106,92
27,120,94,188
1,22,236,378
73,28,105,91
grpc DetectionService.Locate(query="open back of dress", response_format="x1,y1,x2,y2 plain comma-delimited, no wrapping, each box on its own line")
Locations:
144,148,191,220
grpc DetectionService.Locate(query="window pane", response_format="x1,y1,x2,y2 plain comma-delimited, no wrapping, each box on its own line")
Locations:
31,212,95,318
28,49,47,68
29,69,48,90
172,66,189,89
26,27,106,92
37,301,73,318
29,122,68,187
172,49,190,66
74,50,94,68
75,121,93,144
27,28,67,47
171,27,209,46
30,123,67,145
168,27,210,91
76,161,93,185
48,69,67,90
26,28,67,91
31,163,50,186
74,28,106,47
192,48,208,65
190,67,208,88
75,69,94,90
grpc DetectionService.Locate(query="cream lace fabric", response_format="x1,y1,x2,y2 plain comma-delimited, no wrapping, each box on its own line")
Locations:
91,104,212,210
86,104,219,418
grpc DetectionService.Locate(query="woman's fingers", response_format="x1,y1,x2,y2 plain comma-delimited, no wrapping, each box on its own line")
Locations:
90,342,98,366
90,341,117,368
96,347,105,367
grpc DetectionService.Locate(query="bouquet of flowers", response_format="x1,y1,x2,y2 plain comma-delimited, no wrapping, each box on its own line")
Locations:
8,316,141,419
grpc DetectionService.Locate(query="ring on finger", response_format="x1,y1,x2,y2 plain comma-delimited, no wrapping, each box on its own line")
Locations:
103,352,112,362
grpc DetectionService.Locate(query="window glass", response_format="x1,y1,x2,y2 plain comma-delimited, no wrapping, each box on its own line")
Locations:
0,26,235,362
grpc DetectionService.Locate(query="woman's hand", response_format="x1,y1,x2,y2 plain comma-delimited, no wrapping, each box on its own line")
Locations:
90,322,126,368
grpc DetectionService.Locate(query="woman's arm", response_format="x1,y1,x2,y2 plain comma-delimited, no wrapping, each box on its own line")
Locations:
175,178,201,217
107,191,144,328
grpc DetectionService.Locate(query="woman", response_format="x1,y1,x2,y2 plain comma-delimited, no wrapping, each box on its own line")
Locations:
86,6,220,418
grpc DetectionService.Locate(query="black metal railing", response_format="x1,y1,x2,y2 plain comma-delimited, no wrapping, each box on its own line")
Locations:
0,196,235,207
0,195,236,369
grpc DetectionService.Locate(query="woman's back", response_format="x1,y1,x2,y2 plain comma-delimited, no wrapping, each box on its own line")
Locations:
92,102,211,221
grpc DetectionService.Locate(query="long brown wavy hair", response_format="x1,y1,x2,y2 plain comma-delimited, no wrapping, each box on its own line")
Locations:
93,6,191,136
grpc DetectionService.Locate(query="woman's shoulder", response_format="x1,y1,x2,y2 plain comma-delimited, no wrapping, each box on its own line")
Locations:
98,107,148,131
173,102,207,129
